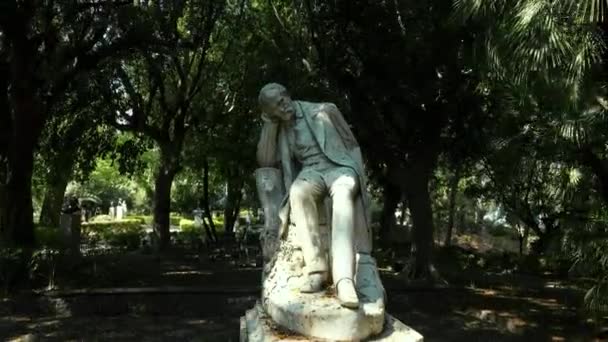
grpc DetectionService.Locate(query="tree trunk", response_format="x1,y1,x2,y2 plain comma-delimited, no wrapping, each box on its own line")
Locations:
39,153,76,227
202,158,218,242
458,203,466,233
199,214,214,246
0,182,6,240
4,105,42,246
403,163,436,279
0,69,9,235
521,224,530,255
223,176,243,241
0,32,48,246
379,180,401,244
4,150,36,246
39,178,70,228
153,145,179,251
444,165,461,246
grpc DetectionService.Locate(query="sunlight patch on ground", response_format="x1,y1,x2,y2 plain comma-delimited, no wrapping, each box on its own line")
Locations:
468,287,570,312
521,296,566,310
460,308,533,333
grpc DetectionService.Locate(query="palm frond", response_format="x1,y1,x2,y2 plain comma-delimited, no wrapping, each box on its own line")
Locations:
454,0,605,94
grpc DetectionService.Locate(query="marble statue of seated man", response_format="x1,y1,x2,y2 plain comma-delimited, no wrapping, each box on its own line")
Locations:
256,83,373,309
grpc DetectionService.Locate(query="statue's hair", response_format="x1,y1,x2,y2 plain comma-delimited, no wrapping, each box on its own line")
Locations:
258,83,289,105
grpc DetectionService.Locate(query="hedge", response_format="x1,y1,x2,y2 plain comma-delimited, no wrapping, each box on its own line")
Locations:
35,226,64,249
82,219,145,250
179,218,195,230
124,215,148,224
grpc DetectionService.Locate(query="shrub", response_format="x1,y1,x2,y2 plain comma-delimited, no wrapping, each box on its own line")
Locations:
35,226,65,249
82,219,145,250
176,219,207,247
213,216,225,229
125,215,148,224
170,213,182,226
83,219,143,234
487,226,511,237
0,247,28,295
370,208,383,225
516,254,541,274
179,218,195,230
29,247,61,289
0,247,64,294
91,215,113,222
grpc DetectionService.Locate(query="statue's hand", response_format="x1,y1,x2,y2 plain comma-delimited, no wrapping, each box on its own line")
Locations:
261,112,278,123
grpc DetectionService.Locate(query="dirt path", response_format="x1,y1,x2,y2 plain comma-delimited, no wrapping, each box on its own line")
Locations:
1,249,601,341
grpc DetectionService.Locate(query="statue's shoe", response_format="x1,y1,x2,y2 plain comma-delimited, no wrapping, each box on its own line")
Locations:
300,273,324,293
336,278,359,309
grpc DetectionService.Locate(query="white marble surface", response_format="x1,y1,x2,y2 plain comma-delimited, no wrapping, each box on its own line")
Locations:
241,303,423,342
260,228,386,341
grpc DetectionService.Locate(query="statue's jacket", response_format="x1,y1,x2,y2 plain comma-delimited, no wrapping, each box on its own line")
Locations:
274,100,372,253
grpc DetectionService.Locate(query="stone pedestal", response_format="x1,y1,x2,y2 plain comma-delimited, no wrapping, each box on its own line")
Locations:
254,168,284,262
247,167,423,341
245,223,423,341
241,303,423,342
59,212,81,255
261,226,386,341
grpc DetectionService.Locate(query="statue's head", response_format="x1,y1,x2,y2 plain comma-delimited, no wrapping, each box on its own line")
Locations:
258,83,295,122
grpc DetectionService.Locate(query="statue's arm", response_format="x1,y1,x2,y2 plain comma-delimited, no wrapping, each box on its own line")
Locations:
327,102,367,181
326,103,359,150
257,120,280,167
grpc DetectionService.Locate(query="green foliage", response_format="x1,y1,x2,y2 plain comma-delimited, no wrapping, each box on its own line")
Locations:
67,158,137,211
0,0,159,246
34,227,64,250
584,282,608,318
91,215,113,222
212,216,225,230
563,210,608,316
0,245,63,294
171,179,199,215
176,219,201,246
7,0,608,324
369,201,384,225
486,226,516,239
170,214,183,226
125,215,150,224
453,0,604,99
179,218,195,230
82,220,145,250
29,247,62,290
0,247,28,295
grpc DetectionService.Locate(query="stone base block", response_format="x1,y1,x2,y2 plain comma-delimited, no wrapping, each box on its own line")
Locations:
263,251,386,341
240,303,423,342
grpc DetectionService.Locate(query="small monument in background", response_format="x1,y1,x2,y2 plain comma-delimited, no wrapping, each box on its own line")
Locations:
59,196,81,256
109,201,116,220
116,198,124,220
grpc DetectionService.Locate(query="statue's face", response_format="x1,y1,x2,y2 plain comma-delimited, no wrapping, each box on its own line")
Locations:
262,89,295,122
